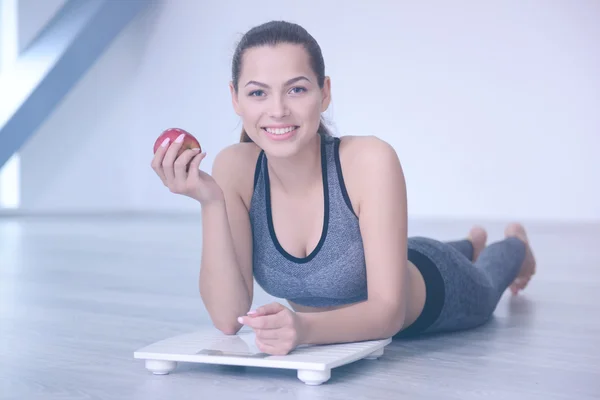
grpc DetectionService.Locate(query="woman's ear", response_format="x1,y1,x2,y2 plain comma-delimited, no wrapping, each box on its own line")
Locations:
229,81,241,116
321,76,332,112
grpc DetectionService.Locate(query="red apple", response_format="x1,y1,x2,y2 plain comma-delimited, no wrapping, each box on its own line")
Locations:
153,128,201,156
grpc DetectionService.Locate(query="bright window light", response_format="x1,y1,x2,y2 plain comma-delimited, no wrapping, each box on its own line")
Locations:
0,0,20,209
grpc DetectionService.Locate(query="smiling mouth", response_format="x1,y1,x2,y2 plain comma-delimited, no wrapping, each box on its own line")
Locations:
261,126,299,135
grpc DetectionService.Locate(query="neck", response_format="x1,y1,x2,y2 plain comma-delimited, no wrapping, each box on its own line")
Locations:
267,134,323,195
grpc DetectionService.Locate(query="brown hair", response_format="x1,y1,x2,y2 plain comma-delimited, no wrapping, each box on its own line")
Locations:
232,21,332,143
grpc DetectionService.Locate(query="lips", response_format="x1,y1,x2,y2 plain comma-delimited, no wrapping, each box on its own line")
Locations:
262,126,299,135
261,125,299,141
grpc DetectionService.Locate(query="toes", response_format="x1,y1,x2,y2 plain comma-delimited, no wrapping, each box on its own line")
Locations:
468,226,488,245
470,225,487,236
505,222,528,242
519,276,531,289
510,276,531,295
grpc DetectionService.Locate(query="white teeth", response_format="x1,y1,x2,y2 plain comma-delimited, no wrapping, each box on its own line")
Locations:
265,126,296,135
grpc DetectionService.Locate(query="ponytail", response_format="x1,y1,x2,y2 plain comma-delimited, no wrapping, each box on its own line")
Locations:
240,129,253,142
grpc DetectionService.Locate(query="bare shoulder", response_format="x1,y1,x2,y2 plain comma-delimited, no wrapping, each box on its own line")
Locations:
337,135,406,214
338,135,404,180
338,135,399,164
212,142,262,206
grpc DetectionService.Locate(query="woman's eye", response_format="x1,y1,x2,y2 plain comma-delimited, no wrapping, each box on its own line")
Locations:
290,87,306,94
249,90,264,97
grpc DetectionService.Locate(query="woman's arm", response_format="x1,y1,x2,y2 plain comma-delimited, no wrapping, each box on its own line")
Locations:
299,136,409,344
199,145,256,335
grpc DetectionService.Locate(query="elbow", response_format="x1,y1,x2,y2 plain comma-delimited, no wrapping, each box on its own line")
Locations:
203,300,244,335
214,320,242,336
377,300,406,337
219,325,241,336
388,314,406,337
199,291,248,336
383,315,405,338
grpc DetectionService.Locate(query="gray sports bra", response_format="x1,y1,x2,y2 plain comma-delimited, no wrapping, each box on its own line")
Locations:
249,135,368,307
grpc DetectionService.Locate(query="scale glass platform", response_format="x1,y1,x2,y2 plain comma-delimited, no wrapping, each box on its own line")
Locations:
134,327,391,385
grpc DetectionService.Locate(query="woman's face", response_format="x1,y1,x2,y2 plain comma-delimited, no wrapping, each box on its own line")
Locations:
230,43,330,158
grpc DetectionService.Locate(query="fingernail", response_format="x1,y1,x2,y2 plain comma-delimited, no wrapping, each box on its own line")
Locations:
175,133,185,143
191,148,200,151
247,310,257,316
161,138,170,147
237,317,244,324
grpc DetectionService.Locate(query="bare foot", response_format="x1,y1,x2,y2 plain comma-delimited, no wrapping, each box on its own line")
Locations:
504,222,536,295
468,225,488,261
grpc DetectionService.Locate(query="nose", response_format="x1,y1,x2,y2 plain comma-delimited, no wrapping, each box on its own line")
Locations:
268,95,289,118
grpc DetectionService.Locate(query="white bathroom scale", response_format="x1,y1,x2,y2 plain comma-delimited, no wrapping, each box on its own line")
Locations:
134,327,392,385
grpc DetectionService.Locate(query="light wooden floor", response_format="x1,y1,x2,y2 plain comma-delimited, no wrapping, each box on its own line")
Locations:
0,215,598,399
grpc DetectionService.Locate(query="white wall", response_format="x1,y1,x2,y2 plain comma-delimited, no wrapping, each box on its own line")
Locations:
17,0,600,221
0,1,4,66
0,0,20,209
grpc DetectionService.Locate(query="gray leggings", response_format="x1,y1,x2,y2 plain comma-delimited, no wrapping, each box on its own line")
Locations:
395,236,526,337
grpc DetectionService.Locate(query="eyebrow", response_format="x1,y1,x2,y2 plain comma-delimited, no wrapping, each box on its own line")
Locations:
244,76,311,88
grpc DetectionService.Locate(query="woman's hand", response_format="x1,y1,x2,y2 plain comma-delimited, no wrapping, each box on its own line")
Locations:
151,134,224,205
238,303,307,356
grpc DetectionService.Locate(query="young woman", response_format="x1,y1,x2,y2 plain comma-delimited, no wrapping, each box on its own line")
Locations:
151,21,536,356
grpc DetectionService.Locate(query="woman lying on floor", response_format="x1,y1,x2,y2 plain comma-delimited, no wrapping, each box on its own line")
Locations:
151,20,536,356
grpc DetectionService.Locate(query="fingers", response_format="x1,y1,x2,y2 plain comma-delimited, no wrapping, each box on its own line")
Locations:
238,313,284,330
174,148,201,182
240,303,298,356
239,302,289,329
187,152,207,182
161,134,186,182
150,137,172,184
254,336,295,356
248,302,284,317
151,131,204,193
254,339,281,355
254,328,282,340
